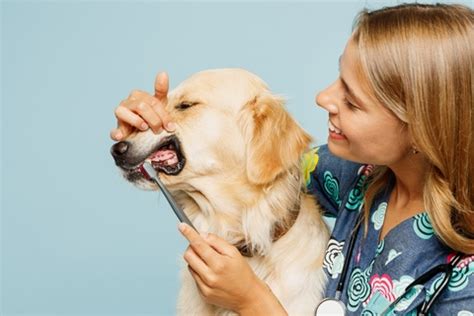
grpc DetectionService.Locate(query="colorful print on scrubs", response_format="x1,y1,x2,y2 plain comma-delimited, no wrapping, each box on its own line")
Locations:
302,145,474,315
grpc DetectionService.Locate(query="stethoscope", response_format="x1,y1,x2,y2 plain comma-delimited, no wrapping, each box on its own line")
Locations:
314,212,463,316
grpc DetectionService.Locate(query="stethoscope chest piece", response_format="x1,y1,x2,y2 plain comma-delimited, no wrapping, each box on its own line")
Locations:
314,298,347,316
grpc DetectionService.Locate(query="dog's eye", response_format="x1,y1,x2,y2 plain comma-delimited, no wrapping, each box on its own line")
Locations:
175,102,196,111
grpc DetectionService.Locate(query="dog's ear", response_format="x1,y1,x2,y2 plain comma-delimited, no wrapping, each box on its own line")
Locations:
239,93,312,185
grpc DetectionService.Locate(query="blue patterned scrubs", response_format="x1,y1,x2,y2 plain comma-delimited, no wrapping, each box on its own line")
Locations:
302,145,474,315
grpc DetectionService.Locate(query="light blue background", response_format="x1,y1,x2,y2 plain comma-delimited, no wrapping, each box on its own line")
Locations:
2,1,472,315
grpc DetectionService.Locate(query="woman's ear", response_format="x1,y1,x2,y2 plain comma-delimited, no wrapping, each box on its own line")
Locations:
238,93,312,185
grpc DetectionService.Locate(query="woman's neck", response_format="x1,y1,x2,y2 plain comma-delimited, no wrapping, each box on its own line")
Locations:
379,151,429,241
388,151,428,206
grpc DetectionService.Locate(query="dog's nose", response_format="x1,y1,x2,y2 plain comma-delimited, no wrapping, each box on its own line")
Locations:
111,141,129,158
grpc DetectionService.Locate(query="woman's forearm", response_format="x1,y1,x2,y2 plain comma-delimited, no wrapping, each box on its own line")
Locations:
237,281,288,316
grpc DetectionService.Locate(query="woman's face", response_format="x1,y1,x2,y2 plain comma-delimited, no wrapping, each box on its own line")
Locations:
316,38,411,166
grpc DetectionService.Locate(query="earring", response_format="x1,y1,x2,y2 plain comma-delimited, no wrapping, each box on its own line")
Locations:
412,146,419,154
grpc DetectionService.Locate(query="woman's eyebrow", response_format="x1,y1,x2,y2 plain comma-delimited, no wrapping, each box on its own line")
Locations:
340,77,365,106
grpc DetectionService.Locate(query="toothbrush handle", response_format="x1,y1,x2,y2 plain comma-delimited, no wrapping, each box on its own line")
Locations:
153,178,197,231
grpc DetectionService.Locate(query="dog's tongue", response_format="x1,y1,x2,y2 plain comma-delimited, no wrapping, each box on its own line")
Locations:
149,149,179,166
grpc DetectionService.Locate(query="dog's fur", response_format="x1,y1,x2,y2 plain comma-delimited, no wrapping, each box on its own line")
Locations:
112,69,329,315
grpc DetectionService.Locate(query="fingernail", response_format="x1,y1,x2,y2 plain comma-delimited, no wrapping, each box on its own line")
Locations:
140,123,149,130
166,122,176,131
178,223,186,232
115,131,123,140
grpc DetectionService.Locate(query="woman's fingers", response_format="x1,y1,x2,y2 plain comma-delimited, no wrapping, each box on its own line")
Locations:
187,265,214,299
183,247,217,287
153,72,175,131
178,223,238,271
114,104,149,131
114,95,167,134
154,72,169,101
179,224,218,265
153,103,175,131
204,233,239,257
110,126,127,141
110,74,174,141
135,101,165,134
128,90,167,131
178,223,266,311
129,89,158,106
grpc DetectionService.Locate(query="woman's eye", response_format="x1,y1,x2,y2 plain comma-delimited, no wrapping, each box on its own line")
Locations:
175,102,195,111
343,99,359,111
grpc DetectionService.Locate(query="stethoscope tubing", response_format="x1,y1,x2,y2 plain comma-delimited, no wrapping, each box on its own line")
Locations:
315,208,464,316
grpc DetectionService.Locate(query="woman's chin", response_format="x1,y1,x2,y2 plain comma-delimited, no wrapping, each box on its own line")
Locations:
327,141,366,165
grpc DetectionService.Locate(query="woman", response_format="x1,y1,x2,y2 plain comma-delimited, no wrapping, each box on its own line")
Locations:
110,3,473,315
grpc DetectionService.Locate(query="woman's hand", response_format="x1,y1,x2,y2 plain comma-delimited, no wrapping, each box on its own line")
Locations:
110,72,175,141
178,223,288,315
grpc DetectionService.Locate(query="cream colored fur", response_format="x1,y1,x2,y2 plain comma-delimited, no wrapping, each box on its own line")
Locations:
120,69,329,315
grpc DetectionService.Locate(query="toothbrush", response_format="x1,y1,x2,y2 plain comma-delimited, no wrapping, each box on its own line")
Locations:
142,161,197,232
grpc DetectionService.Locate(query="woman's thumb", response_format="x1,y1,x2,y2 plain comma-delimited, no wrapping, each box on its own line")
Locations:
154,72,169,101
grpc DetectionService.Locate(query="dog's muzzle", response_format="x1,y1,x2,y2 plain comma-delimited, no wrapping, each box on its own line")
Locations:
110,135,186,179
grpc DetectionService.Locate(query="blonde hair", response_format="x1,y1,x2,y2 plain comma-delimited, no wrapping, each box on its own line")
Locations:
353,3,474,254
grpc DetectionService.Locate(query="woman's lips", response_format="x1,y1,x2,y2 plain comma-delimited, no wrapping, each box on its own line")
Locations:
328,120,347,140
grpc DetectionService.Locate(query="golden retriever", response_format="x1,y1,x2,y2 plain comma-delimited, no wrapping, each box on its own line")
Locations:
111,68,329,315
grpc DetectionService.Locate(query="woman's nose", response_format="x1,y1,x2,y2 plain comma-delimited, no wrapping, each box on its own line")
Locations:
315,80,339,113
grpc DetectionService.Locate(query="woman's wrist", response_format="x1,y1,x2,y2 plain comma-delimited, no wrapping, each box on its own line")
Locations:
237,280,288,316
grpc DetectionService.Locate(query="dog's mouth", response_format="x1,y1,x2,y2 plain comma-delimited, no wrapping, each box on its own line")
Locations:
133,135,186,178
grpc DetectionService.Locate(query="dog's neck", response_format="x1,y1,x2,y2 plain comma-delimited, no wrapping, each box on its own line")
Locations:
173,164,304,257
234,195,301,257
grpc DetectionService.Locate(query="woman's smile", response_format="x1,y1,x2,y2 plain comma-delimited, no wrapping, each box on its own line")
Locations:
328,119,347,140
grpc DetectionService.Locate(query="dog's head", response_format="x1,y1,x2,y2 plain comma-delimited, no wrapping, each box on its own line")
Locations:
111,68,311,191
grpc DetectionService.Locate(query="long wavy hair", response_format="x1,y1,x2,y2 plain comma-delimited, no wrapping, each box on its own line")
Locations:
353,3,473,254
